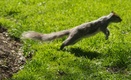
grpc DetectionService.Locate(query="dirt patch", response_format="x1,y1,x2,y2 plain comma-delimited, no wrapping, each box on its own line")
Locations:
0,26,26,80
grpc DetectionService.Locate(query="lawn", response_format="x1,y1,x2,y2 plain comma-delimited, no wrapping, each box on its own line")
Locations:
0,0,131,80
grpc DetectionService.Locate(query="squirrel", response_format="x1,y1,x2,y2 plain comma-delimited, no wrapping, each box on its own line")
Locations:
22,11,122,50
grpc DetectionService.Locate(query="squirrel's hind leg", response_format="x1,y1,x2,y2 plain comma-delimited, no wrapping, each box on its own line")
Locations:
60,35,79,50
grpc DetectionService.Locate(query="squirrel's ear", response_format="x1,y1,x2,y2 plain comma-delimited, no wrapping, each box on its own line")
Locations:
111,11,115,14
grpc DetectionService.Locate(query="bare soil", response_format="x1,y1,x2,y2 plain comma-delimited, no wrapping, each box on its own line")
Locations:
0,26,26,80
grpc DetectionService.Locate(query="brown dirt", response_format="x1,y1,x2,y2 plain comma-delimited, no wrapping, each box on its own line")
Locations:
0,26,26,80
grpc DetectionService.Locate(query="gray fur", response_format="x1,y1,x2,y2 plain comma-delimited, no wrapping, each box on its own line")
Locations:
22,12,122,50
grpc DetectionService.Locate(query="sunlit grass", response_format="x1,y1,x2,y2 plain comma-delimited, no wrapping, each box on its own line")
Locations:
0,0,131,80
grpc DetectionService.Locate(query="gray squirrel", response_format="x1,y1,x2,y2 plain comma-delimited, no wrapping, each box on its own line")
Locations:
22,11,122,50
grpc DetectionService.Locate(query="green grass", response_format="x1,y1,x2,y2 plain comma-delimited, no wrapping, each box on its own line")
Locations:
0,0,131,80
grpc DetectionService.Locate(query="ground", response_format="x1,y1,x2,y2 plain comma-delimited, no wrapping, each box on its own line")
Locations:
0,26,26,79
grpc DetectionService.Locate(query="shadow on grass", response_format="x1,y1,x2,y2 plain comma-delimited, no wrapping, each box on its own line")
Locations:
69,48,101,59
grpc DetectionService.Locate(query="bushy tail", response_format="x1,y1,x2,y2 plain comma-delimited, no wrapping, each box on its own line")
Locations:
21,29,71,41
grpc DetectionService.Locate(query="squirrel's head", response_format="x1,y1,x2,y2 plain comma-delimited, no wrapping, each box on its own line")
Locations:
110,11,122,23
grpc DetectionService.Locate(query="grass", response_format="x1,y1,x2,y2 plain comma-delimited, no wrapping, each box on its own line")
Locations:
0,0,131,80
